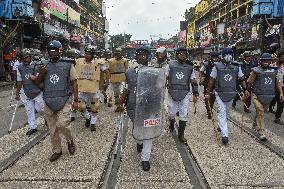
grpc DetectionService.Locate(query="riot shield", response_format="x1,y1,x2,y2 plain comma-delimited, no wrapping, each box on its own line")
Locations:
133,67,166,141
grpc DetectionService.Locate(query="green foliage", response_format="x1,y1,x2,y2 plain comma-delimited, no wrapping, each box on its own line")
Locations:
109,33,132,49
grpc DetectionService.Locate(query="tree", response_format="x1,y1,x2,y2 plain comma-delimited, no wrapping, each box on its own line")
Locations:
184,7,195,22
109,33,132,49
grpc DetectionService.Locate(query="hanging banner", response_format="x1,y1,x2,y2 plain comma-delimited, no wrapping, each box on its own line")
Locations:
41,0,67,20
67,7,80,26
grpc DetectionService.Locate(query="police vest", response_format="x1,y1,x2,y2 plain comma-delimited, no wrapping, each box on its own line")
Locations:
76,58,101,93
125,67,138,122
18,63,41,99
252,66,276,104
108,58,128,83
43,61,72,112
168,60,193,101
215,63,239,102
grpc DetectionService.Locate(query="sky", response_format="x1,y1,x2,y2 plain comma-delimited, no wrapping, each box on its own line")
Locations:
104,0,199,41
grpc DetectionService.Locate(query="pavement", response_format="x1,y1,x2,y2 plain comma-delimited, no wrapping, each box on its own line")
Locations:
0,95,284,188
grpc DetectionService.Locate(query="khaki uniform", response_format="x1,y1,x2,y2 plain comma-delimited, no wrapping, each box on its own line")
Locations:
248,72,269,134
108,58,129,105
73,58,104,125
45,65,77,153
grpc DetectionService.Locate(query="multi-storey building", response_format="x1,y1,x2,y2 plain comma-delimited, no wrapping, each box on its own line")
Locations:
187,0,254,51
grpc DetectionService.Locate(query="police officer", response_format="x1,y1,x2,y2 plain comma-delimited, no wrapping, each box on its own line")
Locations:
151,47,168,68
120,46,165,171
108,48,129,111
167,47,199,143
274,49,284,125
232,51,254,112
15,48,44,136
98,49,111,104
72,45,108,131
247,53,284,140
199,51,219,119
205,48,249,145
36,40,77,162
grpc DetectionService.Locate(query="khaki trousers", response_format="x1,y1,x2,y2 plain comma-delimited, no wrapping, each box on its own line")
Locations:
44,103,73,153
252,94,269,134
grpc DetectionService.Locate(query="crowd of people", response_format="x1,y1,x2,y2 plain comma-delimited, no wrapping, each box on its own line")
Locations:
11,40,284,172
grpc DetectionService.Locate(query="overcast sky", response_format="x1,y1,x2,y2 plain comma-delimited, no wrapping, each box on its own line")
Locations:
104,0,199,41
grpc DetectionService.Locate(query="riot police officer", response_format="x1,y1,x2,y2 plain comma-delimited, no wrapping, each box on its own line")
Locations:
232,51,254,112
199,51,219,119
247,53,284,141
15,48,44,136
120,46,166,171
205,48,249,145
36,40,78,162
167,47,199,143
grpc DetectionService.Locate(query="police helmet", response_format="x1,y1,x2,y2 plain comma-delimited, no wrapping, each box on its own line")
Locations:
260,53,272,60
222,48,234,57
85,45,96,54
20,48,32,58
175,47,188,54
136,46,151,56
210,51,219,57
47,40,62,50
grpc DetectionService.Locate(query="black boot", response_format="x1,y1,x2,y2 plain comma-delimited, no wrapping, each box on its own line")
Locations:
142,161,150,171
85,119,91,128
90,124,96,131
169,119,175,132
207,111,212,119
137,143,143,153
178,121,187,143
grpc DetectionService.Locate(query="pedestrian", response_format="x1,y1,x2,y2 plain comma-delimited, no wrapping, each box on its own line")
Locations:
15,48,44,136
120,46,166,171
167,47,199,143
232,51,255,113
205,48,249,145
107,48,129,111
247,53,284,140
199,51,219,119
36,40,77,162
273,49,284,125
71,45,108,131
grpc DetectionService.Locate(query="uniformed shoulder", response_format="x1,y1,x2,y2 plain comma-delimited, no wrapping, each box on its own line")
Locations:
41,59,49,66
125,67,136,77
169,60,177,67
203,61,209,67
252,66,262,73
60,57,75,64
232,61,243,66
268,66,278,70
186,60,194,66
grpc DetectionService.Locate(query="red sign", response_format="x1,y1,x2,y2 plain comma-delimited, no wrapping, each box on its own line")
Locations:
144,118,161,128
